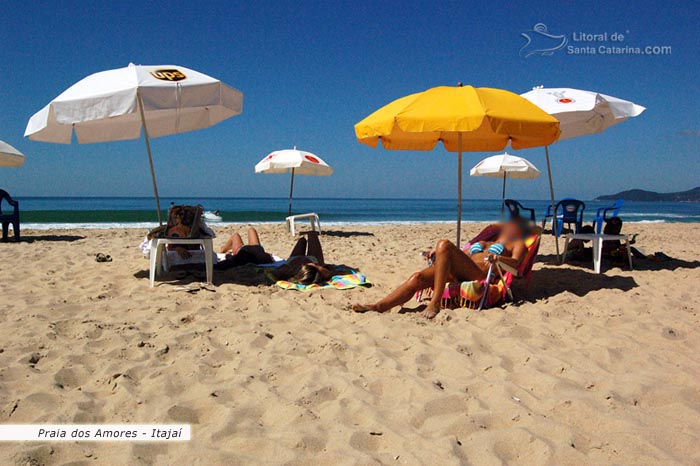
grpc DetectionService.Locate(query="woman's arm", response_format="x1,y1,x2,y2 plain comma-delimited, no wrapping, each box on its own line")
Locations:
486,240,526,269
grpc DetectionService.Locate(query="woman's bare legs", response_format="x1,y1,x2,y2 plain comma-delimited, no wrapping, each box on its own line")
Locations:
353,239,486,319
421,240,486,318
247,227,262,246
288,237,308,258
220,233,244,254
305,232,325,264
353,267,436,314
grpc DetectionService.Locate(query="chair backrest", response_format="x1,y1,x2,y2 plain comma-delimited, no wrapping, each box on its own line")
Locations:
609,199,624,216
464,224,501,250
517,228,542,280
0,189,19,216
504,199,523,218
545,197,574,217
556,199,585,223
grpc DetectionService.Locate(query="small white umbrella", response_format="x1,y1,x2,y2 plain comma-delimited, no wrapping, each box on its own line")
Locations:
25,63,243,224
521,86,645,256
255,148,332,216
470,153,540,219
0,140,25,167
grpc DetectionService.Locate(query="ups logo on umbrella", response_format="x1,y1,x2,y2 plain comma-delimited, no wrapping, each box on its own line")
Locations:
150,69,187,82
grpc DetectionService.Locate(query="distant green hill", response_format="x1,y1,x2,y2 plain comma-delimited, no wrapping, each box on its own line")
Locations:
596,187,700,202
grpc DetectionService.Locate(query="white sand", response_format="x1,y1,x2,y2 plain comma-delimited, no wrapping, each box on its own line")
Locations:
1,223,699,465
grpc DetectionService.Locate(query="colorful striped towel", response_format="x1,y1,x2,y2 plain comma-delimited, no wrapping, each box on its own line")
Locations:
276,271,371,292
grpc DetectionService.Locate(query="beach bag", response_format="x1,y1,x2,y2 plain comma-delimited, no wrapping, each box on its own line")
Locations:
148,205,204,240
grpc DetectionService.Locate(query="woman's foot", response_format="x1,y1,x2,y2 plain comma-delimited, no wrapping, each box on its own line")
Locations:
419,304,440,319
352,303,386,313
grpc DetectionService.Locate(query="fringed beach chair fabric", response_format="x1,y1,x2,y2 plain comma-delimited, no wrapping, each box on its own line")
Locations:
416,226,542,310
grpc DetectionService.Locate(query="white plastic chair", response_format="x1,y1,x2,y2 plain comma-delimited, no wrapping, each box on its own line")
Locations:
149,237,213,287
285,213,321,236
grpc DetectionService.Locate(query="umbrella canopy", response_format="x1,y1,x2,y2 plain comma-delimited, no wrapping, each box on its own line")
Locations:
356,85,560,152
521,87,645,140
470,153,540,219
355,85,560,244
469,153,540,179
255,148,333,176
0,140,25,167
521,86,645,257
25,63,243,224
255,148,332,216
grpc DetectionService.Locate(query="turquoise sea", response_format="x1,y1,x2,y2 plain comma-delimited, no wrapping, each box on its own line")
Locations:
11,197,700,229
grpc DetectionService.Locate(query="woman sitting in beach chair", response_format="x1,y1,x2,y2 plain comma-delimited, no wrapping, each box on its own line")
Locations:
353,219,531,319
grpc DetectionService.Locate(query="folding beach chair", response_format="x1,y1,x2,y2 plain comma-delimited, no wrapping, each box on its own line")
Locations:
415,225,542,311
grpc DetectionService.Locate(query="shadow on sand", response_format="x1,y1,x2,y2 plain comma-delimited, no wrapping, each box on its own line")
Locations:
4,234,85,243
321,230,375,238
134,264,274,288
515,265,638,303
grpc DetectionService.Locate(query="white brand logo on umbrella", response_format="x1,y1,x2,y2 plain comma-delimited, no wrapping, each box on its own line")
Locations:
150,69,187,81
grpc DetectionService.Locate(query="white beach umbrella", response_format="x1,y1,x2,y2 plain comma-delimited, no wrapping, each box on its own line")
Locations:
25,63,243,224
470,153,540,219
0,140,25,167
255,148,332,216
521,86,645,256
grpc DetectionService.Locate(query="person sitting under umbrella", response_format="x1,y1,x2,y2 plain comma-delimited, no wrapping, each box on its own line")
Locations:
353,219,530,319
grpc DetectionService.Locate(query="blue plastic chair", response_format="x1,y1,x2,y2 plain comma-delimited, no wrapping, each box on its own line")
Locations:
593,199,624,234
553,199,586,236
541,197,574,231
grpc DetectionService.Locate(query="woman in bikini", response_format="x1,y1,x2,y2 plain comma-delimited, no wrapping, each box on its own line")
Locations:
353,220,529,319
217,229,341,285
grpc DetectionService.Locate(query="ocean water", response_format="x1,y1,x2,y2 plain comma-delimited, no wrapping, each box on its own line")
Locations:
10,197,700,229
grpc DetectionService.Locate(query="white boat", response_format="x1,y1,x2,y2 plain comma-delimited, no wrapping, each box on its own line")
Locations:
203,211,222,222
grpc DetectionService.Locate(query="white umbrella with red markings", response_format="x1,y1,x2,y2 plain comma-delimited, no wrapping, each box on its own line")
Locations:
255,148,333,216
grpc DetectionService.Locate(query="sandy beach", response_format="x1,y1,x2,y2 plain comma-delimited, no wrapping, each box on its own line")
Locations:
1,222,699,465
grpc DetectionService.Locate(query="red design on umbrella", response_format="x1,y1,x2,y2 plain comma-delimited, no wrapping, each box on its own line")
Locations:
304,154,320,164
558,98,574,104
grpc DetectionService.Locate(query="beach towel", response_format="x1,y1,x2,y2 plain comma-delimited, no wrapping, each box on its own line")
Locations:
276,270,371,292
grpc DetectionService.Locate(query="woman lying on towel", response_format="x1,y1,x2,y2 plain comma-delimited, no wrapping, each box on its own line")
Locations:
216,227,275,269
353,219,530,319
270,232,347,285
216,228,342,285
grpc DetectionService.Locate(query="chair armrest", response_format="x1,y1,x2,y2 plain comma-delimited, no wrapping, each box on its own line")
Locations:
497,261,519,276
521,207,536,221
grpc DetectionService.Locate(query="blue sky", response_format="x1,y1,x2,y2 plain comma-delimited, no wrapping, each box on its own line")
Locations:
1,0,698,200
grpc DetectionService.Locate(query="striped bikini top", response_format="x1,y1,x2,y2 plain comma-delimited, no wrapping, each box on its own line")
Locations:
469,242,505,256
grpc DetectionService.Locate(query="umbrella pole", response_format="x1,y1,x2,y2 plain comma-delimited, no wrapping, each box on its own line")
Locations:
501,172,506,222
288,168,295,217
137,93,163,226
456,134,463,246
545,146,560,260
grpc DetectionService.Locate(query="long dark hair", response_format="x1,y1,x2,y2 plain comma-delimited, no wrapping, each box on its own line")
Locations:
292,264,325,285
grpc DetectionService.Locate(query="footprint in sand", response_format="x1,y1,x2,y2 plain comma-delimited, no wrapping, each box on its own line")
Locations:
54,366,90,389
349,431,382,453
167,405,200,424
410,394,469,429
